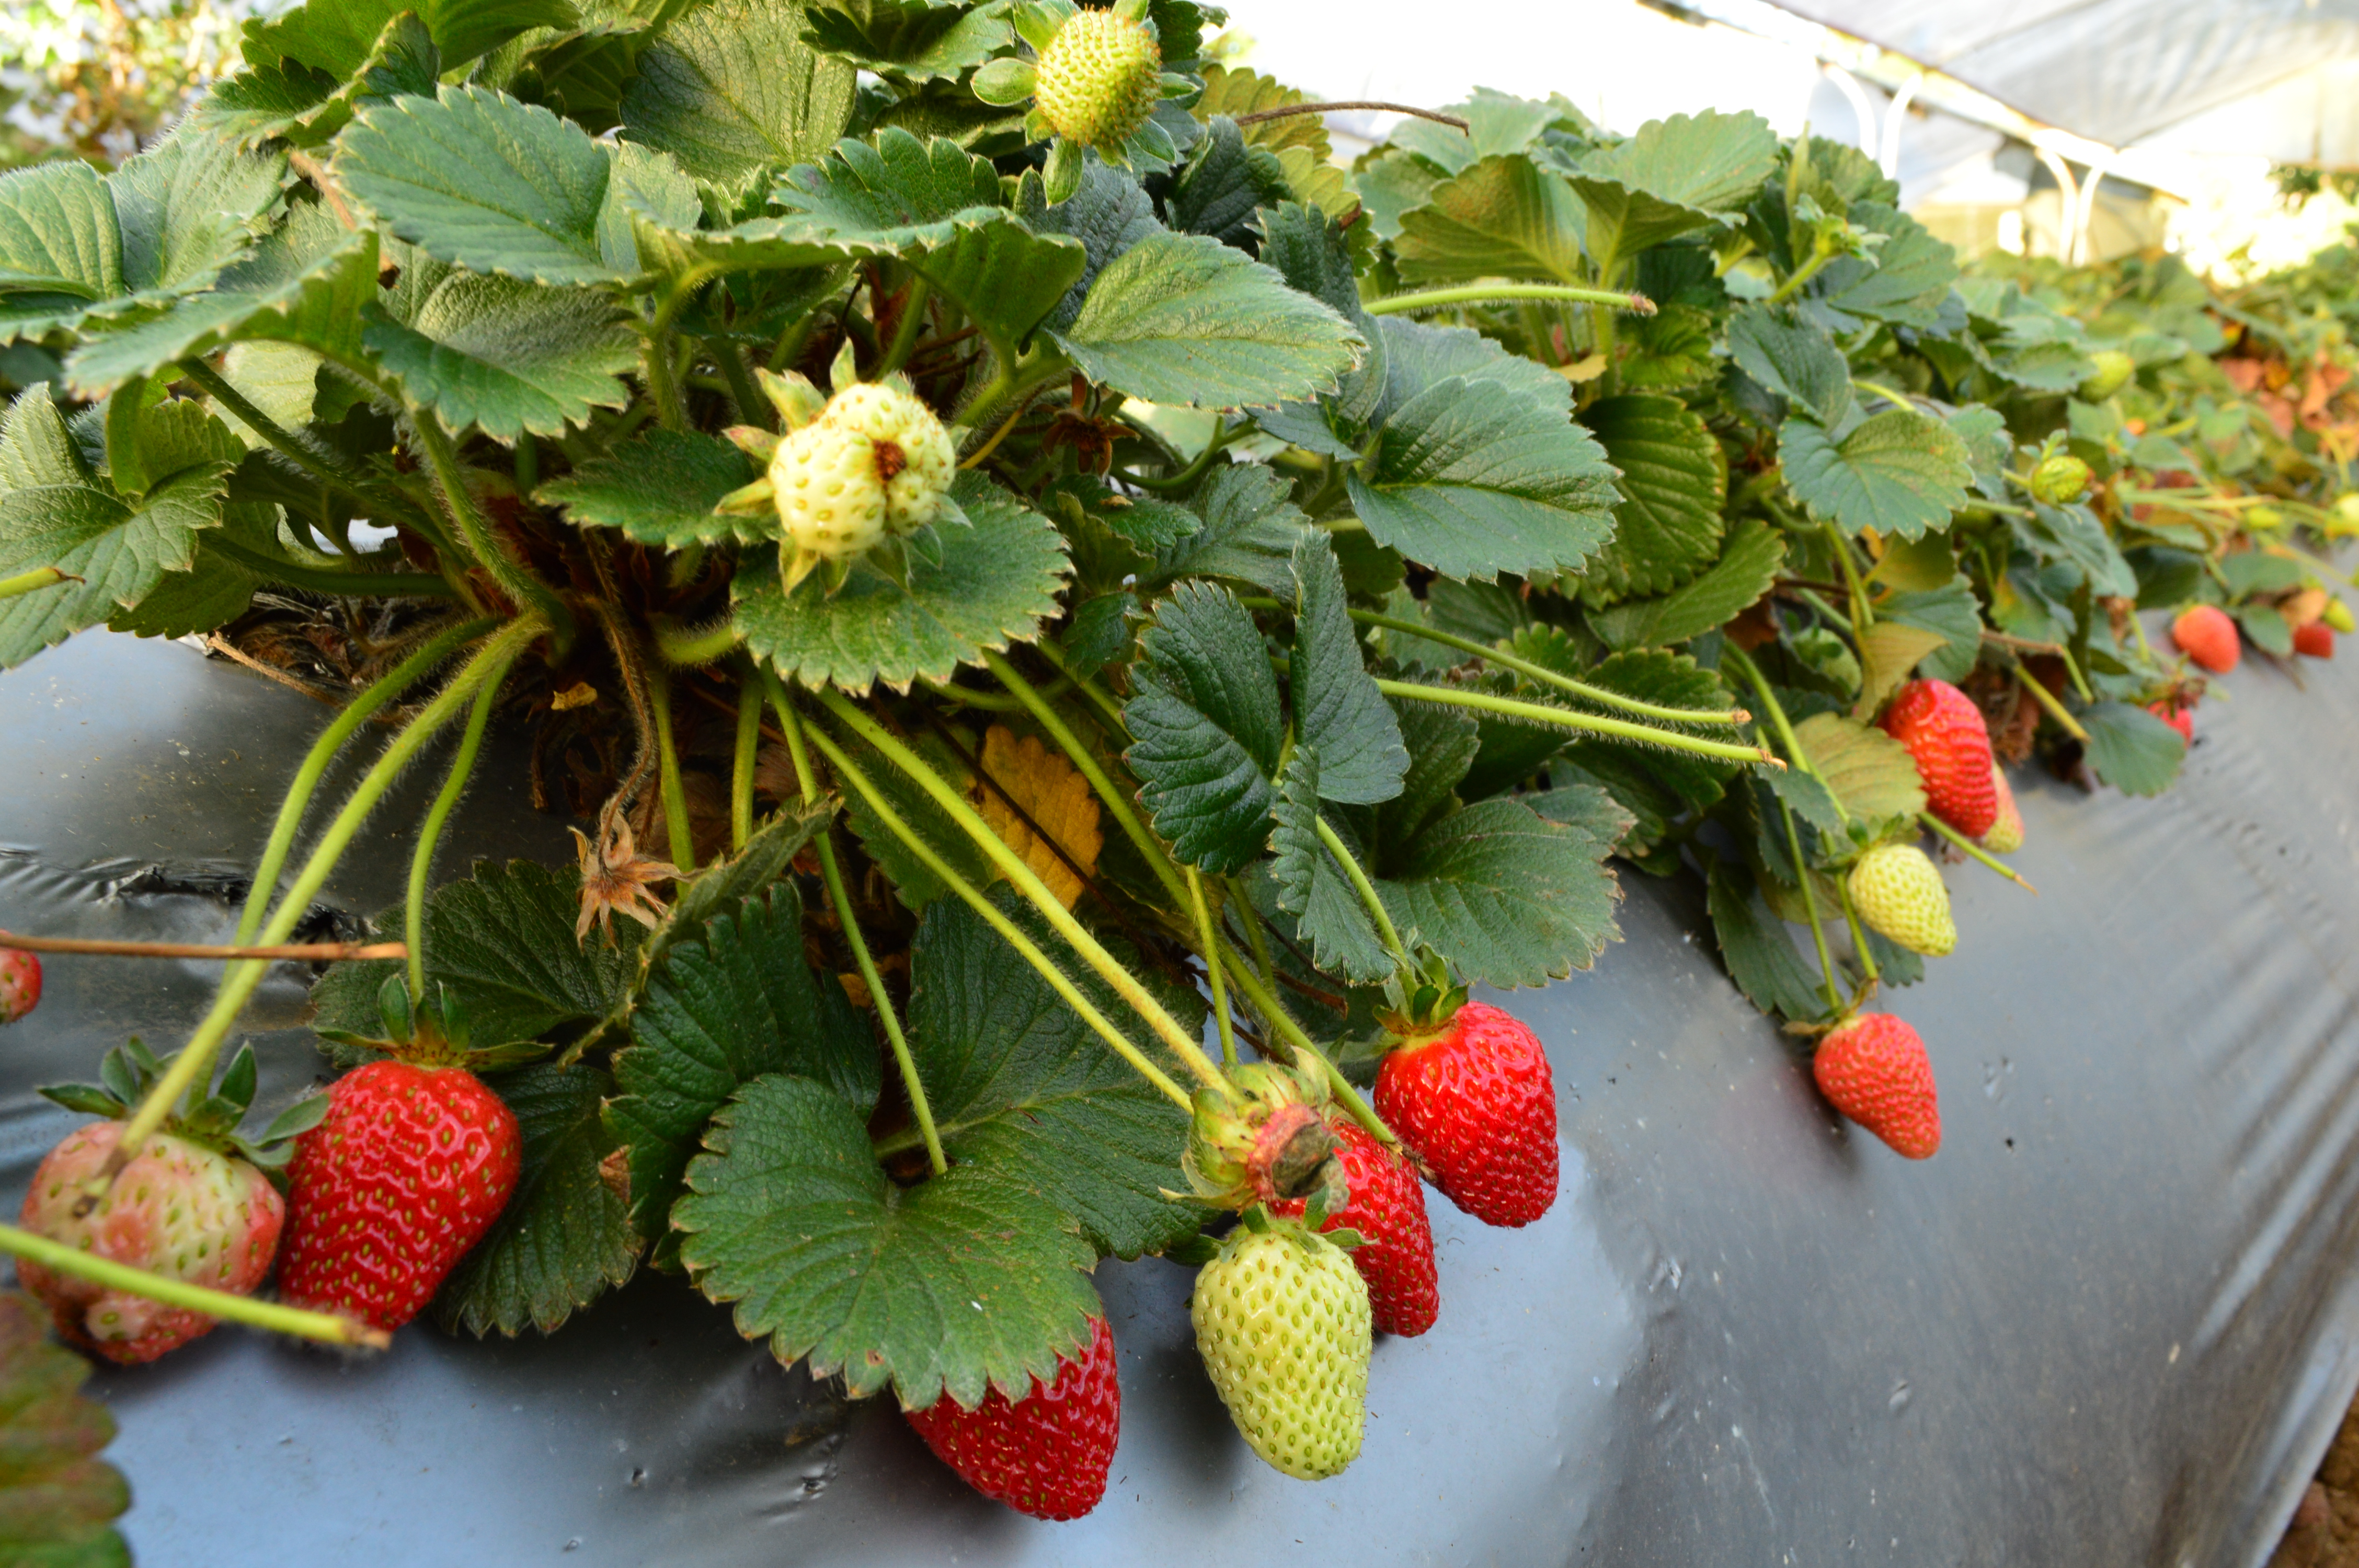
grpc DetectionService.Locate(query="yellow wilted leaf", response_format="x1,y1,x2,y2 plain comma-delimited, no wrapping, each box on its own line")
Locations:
972,725,1103,910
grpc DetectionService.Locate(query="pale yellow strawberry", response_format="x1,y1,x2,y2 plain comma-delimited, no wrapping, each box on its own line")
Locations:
1981,765,2024,855
1190,1217,1370,1480
1848,843,1956,957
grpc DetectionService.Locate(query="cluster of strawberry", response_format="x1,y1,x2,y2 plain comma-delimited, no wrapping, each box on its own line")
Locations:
6,965,519,1363
906,1000,1559,1518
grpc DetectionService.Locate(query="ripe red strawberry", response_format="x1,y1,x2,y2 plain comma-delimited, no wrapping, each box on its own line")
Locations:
1273,1119,1439,1337
17,1121,284,1363
0,948,39,1024
2295,621,2334,659
2148,699,2194,745
1813,1013,1941,1160
276,1060,520,1332
906,1315,1119,1519
1878,679,1997,838
1375,1001,1556,1228
2171,604,2240,673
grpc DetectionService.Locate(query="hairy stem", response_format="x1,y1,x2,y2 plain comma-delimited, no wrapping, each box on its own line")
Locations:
1720,644,1832,802
764,679,947,1174
874,276,932,378
1777,798,1844,1020
801,718,1193,1111
205,534,456,600
0,566,72,602
0,931,403,961
2011,664,2090,741
1920,811,2038,892
1313,817,1409,969
1212,942,1398,1148
235,616,498,943
93,620,542,1203
730,673,762,854
1121,418,1235,492
405,670,502,1001
648,668,696,873
1835,874,1881,984
1186,869,1239,1069
1233,100,1468,130
0,1224,390,1350
1370,678,1780,766
1364,283,1656,318
649,615,745,667
817,689,1234,1099
179,358,433,539
410,414,574,649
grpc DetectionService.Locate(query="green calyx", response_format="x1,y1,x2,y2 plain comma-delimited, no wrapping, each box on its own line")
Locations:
37,1038,326,1172
1376,948,1468,1040
313,973,545,1074
1182,1060,1341,1213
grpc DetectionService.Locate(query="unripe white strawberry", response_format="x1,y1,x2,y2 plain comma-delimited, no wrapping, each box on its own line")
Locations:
1190,1217,1370,1481
1848,843,1956,958
1034,7,1162,152
819,381,956,531
770,419,891,573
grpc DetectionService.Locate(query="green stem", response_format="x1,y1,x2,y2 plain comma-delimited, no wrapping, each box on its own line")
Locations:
0,566,71,601
979,649,1186,907
874,276,932,378
800,717,1193,1111
1313,816,1409,969
1260,604,1749,726
730,672,761,854
1766,241,1836,306
1921,811,2037,892
1836,874,1880,984
99,620,541,1196
649,615,744,667
1793,587,1857,648
179,358,429,535
1777,798,1844,1019
954,348,1073,447
1187,869,1239,1069
763,679,947,1174
643,268,717,433
713,339,763,428
1227,873,1282,999
1822,522,1875,633
1364,283,1656,317
409,414,575,650
235,616,498,943
816,688,1235,1099
1720,644,1833,802
648,667,695,873
1032,640,1130,733
405,666,502,1000
206,535,456,599
0,1224,390,1350
1850,378,1918,410
1369,678,1779,766
1121,418,1234,493
2012,664,2090,742
1212,941,1398,1149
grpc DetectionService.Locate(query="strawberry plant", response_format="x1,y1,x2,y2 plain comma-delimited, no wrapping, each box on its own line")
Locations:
0,0,2341,1526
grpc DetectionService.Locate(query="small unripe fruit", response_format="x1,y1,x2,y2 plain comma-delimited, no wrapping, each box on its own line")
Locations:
1034,7,1162,152
819,381,956,531
0,948,39,1024
2326,597,2355,635
772,420,890,566
1848,843,1956,958
2080,349,2135,400
2028,453,2091,504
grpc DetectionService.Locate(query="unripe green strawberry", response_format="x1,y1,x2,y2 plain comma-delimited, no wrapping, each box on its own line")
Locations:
1848,843,1956,957
18,1121,283,1364
2080,349,2135,400
2029,453,2091,504
1190,1217,1370,1481
2326,596,2356,635
1980,764,2023,855
1034,7,1162,152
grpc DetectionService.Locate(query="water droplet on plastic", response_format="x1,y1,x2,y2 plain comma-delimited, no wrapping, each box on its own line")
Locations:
1888,1379,1912,1413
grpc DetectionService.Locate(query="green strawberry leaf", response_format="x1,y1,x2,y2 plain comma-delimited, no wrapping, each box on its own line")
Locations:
1562,109,1780,276
1879,577,1984,684
1778,408,1973,541
619,0,858,188
835,723,995,911
1371,315,1574,429
191,8,441,150
1167,117,1293,252
1790,711,1926,827
1124,579,1285,873
1372,794,1622,988
1725,304,1854,427
1146,461,1312,596
802,0,1016,83
538,428,763,548
644,801,840,975
1247,201,1383,459
1268,747,1395,984
1704,856,1828,1022
1587,516,1784,650
1619,302,1719,393
1288,533,1407,805
1804,203,1959,331
0,1293,130,1568
337,85,623,287
0,388,234,671
1052,229,1364,409
242,0,572,78
67,203,375,397
906,891,1200,1258
1016,159,1164,335
676,1069,1101,1410
730,472,1068,694
363,271,638,440
2080,700,2185,798
309,859,642,1055
1581,392,1727,597
1346,371,1620,582
608,881,878,1255
1393,154,1588,285
433,1063,639,1337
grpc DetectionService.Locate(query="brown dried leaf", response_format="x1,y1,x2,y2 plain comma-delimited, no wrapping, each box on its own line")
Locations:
970,725,1103,912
